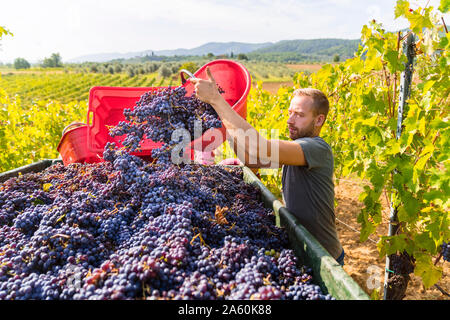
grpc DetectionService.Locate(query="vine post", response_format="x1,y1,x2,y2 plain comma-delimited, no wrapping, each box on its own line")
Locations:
383,32,416,300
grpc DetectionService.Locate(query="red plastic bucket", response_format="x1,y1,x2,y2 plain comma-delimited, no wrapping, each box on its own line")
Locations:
86,59,251,160
184,59,251,156
57,122,103,165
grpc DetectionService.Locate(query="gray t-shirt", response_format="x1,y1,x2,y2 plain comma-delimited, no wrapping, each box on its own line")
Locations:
281,136,343,259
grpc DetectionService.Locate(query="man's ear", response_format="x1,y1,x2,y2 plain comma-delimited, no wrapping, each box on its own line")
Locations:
316,114,325,127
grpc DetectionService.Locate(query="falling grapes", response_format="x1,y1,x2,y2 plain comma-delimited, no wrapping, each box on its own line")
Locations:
109,86,222,163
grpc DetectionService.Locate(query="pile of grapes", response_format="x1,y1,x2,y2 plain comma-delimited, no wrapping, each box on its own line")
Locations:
0,86,334,300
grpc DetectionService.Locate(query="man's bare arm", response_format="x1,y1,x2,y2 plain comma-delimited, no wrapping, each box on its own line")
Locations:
191,67,307,168
228,135,280,168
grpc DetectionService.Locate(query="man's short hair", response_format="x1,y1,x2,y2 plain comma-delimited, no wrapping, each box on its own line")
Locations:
293,88,330,119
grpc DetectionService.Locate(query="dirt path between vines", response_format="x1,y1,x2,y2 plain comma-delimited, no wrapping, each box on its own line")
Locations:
334,177,449,300
259,81,293,93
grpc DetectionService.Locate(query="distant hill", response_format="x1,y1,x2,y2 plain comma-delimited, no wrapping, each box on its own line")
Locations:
248,38,360,62
67,42,273,63
67,50,154,63
253,38,359,54
67,39,360,63
156,41,273,57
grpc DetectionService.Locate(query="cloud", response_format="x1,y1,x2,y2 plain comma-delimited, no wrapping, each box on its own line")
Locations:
366,5,382,20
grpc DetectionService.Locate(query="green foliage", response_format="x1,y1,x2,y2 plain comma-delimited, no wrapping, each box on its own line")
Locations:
0,72,172,105
0,26,13,55
126,66,135,77
243,61,296,81
64,59,297,82
439,0,449,13
90,65,98,73
0,26,13,40
179,61,198,74
237,53,248,60
42,53,63,68
0,89,86,171
114,64,122,73
13,57,30,69
248,39,360,63
159,64,172,78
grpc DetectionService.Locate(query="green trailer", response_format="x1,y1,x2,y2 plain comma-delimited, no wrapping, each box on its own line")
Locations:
0,160,370,300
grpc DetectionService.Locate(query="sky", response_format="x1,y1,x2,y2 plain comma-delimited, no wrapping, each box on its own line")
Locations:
0,0,446,63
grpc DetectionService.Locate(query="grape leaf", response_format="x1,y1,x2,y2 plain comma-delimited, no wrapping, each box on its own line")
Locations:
439,0,450,13
384,49,406,73
414,254,442,288
395,0,410,18
407,9,434,34
414,232,436,252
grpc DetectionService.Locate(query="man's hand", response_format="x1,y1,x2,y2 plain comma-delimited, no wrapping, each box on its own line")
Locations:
190,67,223,106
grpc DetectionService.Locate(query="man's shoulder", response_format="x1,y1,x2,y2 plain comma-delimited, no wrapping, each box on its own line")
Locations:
294,136,332,152
291,136,334,171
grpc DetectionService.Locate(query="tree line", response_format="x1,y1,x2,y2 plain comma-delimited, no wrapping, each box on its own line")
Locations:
9,53,63,69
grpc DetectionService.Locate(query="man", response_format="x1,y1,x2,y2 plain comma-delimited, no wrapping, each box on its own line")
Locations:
191,68,345,266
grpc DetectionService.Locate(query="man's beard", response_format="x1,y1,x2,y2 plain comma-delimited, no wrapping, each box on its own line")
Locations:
289,121,315,140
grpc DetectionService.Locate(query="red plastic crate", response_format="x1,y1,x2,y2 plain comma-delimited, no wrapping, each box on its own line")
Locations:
57,123,103,165
86,59,251,158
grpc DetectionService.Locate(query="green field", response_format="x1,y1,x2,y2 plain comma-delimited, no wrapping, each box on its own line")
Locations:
0,70,174,105
0,61,298,105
